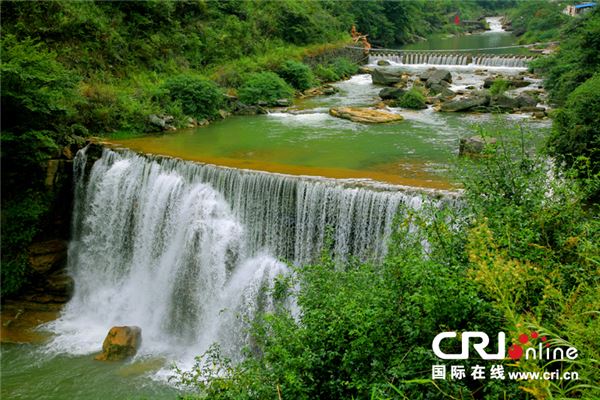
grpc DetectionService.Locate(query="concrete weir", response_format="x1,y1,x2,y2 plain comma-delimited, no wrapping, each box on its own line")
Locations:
367,51,535,68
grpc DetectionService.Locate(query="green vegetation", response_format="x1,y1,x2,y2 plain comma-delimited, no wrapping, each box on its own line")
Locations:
529,8,600,200
548,74,600,197
508,0,569,44
314,64,340,83
530,10,600,105
330,57,360,79
277,60,316,92
314,57,360,83
162,75,224,121
237,72,294,106
397,88,427,109
173,128,599,400
488,79,510,95
0,191,51,296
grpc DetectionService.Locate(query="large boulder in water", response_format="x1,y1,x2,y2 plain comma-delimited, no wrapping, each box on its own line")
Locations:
95,326,142,361
379,87,406,100
459,136,498,156
370,69,403,85
428,83,455,99
329,107,403,123
489,94,519,111
440,94,490,112
516,93,537,108
420,69,452,85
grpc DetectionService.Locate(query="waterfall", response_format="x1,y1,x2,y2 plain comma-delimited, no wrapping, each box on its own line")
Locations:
368,52,532,68
47,147,433,367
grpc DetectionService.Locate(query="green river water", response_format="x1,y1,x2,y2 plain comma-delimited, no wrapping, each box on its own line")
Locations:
1,22,550,400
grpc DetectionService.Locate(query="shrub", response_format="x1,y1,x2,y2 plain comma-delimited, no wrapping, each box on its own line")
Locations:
162,75,224,120
312,58,358,84
397,88,427,109
313,64,339,83
277,60,315,91
330,57,359,79
489,79,510,95
548,74,600,199
0,34,79,133
459,129,600,397
237,72,294,106
528,10,600,105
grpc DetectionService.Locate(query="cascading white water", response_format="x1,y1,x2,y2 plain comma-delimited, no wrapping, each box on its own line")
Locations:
368,52,532,68
485,16,505,33
47,147,431,369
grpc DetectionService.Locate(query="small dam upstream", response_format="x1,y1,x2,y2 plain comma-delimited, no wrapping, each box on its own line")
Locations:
47,147,442,370
368,52,534,68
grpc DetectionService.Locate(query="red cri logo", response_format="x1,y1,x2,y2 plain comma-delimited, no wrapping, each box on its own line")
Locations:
508,331,549,360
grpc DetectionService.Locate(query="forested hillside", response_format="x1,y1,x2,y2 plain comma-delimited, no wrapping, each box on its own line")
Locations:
1,0,509,136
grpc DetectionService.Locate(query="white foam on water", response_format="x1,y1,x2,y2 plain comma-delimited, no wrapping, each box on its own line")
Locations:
485,17,505,33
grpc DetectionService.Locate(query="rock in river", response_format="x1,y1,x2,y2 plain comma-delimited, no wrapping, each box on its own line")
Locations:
421,69,452,86
95,326,142,361
329,107,403,123
459,135,497,156
440,95,490,112
370,69,403,85
489,94,519,111
379,87,406,100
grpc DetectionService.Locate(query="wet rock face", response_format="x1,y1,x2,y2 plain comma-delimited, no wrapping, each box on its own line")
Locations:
329,107,404,123
95,326,142,361
428,83,455,99
148,114,176,131
28,240,68,274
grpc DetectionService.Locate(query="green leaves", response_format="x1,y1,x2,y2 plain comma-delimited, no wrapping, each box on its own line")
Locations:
548,74,600,201
237,72,294,106
277,60,315,91
162,75,225,120
0,34,79,132
397,88,427,110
